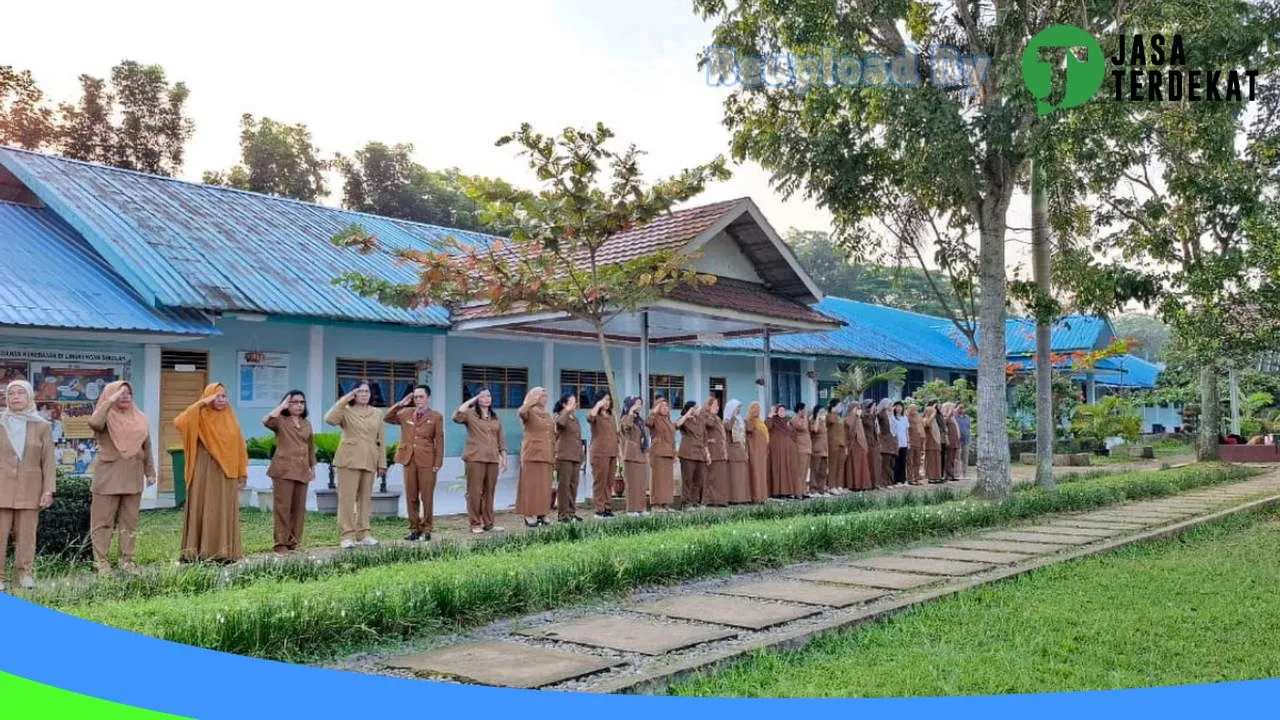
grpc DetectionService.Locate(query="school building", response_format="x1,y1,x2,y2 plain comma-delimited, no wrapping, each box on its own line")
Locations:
0,146,1163,514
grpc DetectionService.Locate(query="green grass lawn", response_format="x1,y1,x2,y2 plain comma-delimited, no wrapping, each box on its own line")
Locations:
670,508,1280,698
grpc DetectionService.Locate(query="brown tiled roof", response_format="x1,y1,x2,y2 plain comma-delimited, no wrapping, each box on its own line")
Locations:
667,277,840,326
593,198,743,265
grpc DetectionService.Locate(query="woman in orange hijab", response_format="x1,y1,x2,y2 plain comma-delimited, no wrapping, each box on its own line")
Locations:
88,381,156,575
175,383,248,563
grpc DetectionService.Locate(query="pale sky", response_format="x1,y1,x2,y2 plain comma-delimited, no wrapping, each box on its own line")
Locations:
7,0,1036,269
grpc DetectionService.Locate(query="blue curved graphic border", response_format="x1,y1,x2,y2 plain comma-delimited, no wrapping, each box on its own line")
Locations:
2,593,1277,718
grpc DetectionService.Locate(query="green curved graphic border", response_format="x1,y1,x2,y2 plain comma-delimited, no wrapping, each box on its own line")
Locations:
0,671,190,719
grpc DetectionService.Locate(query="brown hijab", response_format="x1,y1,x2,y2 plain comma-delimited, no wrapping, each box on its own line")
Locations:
96,380,149,459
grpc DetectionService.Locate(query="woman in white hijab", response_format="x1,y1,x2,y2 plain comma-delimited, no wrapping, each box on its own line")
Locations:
723,400,751,504
0,380,56,591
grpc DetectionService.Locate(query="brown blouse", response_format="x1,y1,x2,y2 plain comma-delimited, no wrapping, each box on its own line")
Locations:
619,416,647,463
0,421,55,510
454,408,506,463
588,412,619,459
89,405,157,495
725,419,748,463
325,402,386,472
877,409,897,455
810,416,828,457
705,413,728,462
828,412,847,454
519,406,555,464
555,411,585,463
792,415,812,455
677,409,708,461
264,415,315,483
386,407,444,468
646,413,676,458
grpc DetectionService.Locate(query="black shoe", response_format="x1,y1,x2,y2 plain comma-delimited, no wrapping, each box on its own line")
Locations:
404,532,422,542
537,516,550,526
524,518,539,528
422,532,431,541
572,515,584,522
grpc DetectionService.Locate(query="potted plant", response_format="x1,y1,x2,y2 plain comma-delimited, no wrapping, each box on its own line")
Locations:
312,433,341,514
371,442,402,518
1071,397,1142,456
245,435,276,509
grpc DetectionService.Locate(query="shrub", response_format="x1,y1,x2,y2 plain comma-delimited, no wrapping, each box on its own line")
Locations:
313,433,340,464
36,473,93,561
245,435,277,460
68,463,1258,661
1071,396,1142,449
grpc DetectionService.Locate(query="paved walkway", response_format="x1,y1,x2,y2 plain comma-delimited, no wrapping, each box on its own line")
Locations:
346,467,1280,694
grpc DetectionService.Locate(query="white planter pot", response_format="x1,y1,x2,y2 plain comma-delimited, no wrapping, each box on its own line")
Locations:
238,487,254,507
257,489,274,511
370,491,401,518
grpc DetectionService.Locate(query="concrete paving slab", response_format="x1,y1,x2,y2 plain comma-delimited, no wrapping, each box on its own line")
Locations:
710,579,887,607
1016,525,1121,538
900,546,1032,565
516,615,737,655
1048,518,1147,530
628,594,822,630
384,641,621,688
785,565,941,590
850,555,993,576
945,538,1066,554
981,530,1093,545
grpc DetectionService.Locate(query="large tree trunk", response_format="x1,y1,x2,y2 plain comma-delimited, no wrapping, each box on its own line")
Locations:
1031,161,1055,490
594,322,621,410
1198,364,1221,461
974,205,1013,499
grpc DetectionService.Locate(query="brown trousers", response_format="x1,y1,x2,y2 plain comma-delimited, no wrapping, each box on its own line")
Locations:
907,446,923,483
272,479,307,552
0,508,38,578
624,461,648,512
465,461,499,529
556,460,582,519
879,452,896,487
91,492,141,565
943,446,956,480
679,458,707,507
591,455,616,513
828,450,846,491
810,455,829,494
337,468,374,541
403,464,438,533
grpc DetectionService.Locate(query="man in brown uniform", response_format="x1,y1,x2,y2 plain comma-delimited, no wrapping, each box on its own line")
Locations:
876,399,897,488
553,393,585,522
385,385,444,542
676,402,709,508
827,400,847,494
587,396,619,518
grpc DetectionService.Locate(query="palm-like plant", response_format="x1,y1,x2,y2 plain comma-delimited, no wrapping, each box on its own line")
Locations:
832,363,908,403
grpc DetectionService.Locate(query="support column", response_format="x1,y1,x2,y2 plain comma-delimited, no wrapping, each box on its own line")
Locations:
1086,373,1097,404
543,341,555,396
308,325,324,433
1229,365,1241,436
692,352,703,403
624,346,634,397
640,312,650,405
755,356,767,407
762,327,773,407
143,344,161,500
433,334,447,420
804,358,817,408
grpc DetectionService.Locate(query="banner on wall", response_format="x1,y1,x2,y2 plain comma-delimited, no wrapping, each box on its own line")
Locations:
238,351,291,408
0,349,130,473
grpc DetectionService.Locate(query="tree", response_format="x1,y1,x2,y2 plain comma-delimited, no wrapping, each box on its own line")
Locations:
0,65,56,150
333,122,731,408
1029,160,1055,489
59,60,194,176
1112,314,1171,363
692,0,1134,498
830,364,908,403
1059,0,1280,461
335,142,513,234
203,114,328,201
787,229,966,315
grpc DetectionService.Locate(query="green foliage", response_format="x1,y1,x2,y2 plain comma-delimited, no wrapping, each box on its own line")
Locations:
245,435,276,461
1010,373,1081,433
831,364,907,403
202,114,328,201
1112,314,1171,363
909,379,976,419
68,464,1256,661
1071,396,1143,448
312,433,340,465
36,473,93,561
0,65,56,150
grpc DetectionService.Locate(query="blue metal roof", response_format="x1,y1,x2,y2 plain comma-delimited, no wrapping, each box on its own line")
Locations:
0,147,487,328
1084,354,1162,388
1004,315,1114,355
683,296,979,370
0,200,218,336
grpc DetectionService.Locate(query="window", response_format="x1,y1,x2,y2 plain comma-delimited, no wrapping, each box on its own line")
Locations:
905,369,926,397
649,374,685,408
461,365,529,409
561,369,611,407
336,358,419,408
771,359,802,409
866,380,889,402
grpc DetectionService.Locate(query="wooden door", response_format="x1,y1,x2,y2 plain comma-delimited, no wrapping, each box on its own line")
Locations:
158,351,209,491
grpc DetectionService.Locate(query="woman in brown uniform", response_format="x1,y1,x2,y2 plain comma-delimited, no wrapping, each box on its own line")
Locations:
906,404,926,485
88,380,156,574
841,401,859,493
453,390,507,534
587,394,618,518
724,400,750,504
264,390,315,557
809,405,829,496
745,401,769,503
552,392,585,523
924,404,944,483
861,400,881,488
827,401,847,495
849,402,873,490
384,385,444,542
766,405,799,499
791,403,812,498
943,402,963,482
325,383,386,549
516,386,554,527
0,380,55,590
646,396,676,512
703,396,729,507
876,399,897,488
675,401,709,509
619,396,650,516
178,383,249,563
